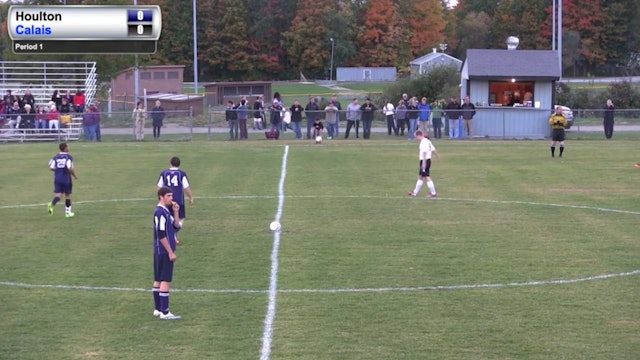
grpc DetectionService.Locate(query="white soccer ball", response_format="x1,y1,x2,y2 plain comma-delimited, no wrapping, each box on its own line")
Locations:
315,136,322,143
269,221,281,231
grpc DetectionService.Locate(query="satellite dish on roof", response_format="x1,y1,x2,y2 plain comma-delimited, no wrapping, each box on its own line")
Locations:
506,36,519,50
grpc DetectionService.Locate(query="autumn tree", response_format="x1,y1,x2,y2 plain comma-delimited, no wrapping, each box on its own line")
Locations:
281,0,334,78
453,11,491,59
491,0,550,50
246,0,296,79
396,0,446,62
354,0,399,66
198,0,253,81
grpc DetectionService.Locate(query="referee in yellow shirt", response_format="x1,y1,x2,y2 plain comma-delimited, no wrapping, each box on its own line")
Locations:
549,106,568,158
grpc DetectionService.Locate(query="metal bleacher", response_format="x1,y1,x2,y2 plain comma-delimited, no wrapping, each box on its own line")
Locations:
0,61,96,142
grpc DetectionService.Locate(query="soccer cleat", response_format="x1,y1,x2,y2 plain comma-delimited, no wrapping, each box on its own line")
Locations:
153,310,162,317
159,312,181,320
427,194,437,198
65,212,75,218
407,192,416,197
47,202,53,215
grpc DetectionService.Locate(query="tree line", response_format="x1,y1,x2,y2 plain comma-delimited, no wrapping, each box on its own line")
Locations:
1,0,638,82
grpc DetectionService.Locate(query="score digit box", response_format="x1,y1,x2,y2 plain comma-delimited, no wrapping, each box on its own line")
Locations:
8,5,162,54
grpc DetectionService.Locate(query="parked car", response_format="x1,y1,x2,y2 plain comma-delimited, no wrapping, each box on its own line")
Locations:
554,105,574,129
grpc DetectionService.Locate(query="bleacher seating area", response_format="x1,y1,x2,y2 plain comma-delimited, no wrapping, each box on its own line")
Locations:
1,61,96,142
0,116,82,143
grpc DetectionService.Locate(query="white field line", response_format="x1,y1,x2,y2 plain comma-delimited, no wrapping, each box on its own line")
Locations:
260,145,289,360
1,269,638,294
2,196,639,216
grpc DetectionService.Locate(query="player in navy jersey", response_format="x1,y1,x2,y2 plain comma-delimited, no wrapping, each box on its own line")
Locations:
156,157,193,224
152,186,182,320
47,142,78,218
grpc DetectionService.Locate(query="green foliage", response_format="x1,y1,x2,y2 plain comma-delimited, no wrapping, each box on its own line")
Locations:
383,65,460,102
608,81,640,108
557,80,640,110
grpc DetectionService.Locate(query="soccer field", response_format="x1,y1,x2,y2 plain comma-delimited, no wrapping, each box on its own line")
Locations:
1,138,639,359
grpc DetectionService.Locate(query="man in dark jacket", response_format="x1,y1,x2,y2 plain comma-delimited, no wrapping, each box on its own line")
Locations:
460,95,476,139
446,96,461,139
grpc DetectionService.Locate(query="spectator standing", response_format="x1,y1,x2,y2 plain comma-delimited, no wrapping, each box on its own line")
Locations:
3,90,13,108
395,99,407,136
63,90,73,105
344,98,360,139
418,97,431,136
549,106,568,158
22,89,35,109
237,99,249,140
446,96,461,139
225,100,238,140
157,156,194,225
51,90,63,110
383,99,396,136
152,186,182,320
73,90,86,114
330,94,342,137
132,101,147,141
603,99,615,139
269,99,282,133
48,104,60,130
360,97,377,139
151,100,165,141
324,101,339,139
406,98,419,140
82,102,100,141
272,92,286,133
94,102,102,142
461,95,476,139
431,99,444,139
304,96,319,139
289,99,304,140
47,142,78,218
253,96,264,130
406,130,438,198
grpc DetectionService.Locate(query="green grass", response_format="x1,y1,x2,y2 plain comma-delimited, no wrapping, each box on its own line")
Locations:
1,137,639,359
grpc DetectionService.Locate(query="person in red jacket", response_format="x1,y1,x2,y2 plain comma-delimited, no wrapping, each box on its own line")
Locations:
73,90,86,114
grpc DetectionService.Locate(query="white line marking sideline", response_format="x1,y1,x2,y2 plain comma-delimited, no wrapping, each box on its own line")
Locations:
1,269,638,294
260,145,289,360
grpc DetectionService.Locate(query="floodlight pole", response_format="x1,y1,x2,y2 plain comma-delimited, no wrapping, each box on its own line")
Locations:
329,38,335,81
193,0,199,94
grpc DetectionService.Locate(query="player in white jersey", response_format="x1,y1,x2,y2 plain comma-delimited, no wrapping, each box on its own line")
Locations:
407,130,438,198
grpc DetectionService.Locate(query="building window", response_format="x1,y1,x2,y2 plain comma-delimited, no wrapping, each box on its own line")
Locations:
140,72,151,80
489,81,534,107
154,72,165,80
167,71,179,79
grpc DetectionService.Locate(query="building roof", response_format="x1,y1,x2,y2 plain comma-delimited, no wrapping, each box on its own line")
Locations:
146,93,203,101
464,49,560,80
410,50,462,66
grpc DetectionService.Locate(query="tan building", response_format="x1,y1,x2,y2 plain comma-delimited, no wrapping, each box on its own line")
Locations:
110,65,185,106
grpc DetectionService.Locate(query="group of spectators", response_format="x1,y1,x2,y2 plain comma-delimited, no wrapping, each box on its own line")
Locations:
0,88,101,142
229,92,478,142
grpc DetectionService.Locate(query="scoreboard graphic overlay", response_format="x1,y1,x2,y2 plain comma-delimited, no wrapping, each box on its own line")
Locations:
8,5,162,54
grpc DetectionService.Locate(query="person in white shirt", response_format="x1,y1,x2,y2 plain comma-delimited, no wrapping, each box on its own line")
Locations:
383,99,395,136
407,130,438,198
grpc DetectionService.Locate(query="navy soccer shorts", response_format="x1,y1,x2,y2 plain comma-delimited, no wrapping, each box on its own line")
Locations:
154,253,174,282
